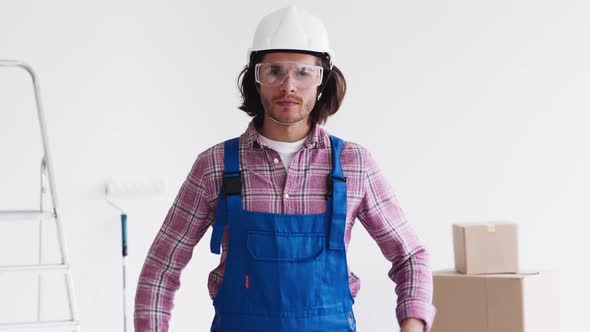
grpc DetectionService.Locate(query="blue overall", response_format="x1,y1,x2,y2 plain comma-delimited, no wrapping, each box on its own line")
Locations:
209,135,355,331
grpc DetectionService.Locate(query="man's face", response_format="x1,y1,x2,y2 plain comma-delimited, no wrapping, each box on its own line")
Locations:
258,52,320,126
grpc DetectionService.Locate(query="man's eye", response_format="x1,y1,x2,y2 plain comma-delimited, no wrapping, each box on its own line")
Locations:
269,68,283,76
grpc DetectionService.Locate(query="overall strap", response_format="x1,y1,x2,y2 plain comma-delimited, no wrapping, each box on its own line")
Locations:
327,135,347,251
210,137,241,254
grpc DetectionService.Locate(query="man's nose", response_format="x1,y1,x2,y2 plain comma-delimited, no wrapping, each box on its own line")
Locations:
280,74,296,93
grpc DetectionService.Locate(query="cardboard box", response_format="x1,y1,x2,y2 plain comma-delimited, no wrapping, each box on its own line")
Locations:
453,223,518,274
432,270,559,332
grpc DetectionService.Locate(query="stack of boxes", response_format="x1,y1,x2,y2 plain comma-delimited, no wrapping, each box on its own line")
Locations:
432,223,559,332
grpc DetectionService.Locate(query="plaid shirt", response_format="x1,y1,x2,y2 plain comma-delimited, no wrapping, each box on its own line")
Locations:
134,120,436,331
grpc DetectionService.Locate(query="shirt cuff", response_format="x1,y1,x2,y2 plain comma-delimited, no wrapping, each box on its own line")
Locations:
396,299,437,332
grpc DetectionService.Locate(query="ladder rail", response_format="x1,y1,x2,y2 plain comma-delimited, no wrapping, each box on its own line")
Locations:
0,60,81,331
37,160,44,323
0,60,66,263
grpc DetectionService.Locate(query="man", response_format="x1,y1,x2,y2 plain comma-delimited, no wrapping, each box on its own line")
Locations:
135,5,435,332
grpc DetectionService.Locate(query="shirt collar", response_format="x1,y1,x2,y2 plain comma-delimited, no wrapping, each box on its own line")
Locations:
242,119,329,151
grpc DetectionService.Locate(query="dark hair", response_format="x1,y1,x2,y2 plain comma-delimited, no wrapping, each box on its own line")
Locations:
237,51,347,129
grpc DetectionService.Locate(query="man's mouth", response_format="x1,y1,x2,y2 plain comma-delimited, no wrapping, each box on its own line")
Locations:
276,99,299,106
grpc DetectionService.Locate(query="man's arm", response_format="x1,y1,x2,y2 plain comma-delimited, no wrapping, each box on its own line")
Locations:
356,147,436,332
401,317,426,332
134,152,216,332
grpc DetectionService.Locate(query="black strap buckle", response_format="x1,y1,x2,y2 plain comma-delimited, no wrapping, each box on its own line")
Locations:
326,176,346,198
222,172,241,196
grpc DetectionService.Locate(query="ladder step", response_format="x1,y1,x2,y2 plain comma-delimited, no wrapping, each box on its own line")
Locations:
0,320,80,330
0,210,55,222
0,264,70,273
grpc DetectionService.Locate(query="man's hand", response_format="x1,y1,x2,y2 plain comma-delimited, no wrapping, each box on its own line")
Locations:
400,317,425,332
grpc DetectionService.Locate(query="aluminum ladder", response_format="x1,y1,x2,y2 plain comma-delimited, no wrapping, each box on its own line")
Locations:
0,60,81,331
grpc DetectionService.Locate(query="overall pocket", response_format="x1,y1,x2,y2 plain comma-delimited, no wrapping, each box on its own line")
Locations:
246,231,325,315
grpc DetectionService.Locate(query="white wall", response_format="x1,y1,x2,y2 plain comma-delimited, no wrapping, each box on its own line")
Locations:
1,0,588,331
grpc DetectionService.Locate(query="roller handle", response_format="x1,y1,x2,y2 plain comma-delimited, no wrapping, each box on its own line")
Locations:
121,214,128,257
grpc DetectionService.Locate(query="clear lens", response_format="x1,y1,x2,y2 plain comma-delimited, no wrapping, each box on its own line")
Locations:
255,62,324,88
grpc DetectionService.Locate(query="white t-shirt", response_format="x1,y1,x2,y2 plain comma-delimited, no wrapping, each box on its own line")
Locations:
258,134,307,171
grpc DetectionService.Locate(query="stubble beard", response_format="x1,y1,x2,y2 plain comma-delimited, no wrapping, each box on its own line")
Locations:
261,94,315,126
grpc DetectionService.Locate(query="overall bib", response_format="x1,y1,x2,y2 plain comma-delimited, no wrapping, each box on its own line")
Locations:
209,135,355,332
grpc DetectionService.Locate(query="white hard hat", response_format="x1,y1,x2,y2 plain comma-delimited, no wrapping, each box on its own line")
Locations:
248,5,334,67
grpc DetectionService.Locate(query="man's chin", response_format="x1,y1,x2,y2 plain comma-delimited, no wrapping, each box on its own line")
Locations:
269,114,306,126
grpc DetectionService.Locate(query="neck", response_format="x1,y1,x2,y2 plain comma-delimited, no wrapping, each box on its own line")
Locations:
260,114,312,142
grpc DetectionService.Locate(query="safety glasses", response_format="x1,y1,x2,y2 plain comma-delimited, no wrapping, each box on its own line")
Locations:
255,61,324,88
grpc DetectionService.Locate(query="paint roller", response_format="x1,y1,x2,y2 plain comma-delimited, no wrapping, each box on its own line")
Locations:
104,178,164,332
